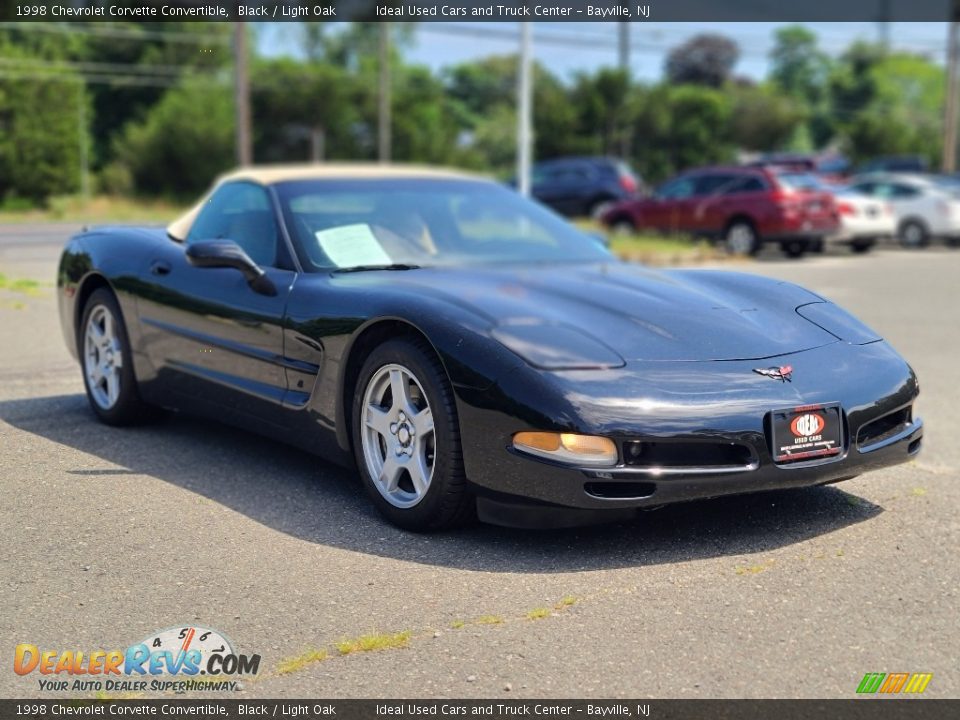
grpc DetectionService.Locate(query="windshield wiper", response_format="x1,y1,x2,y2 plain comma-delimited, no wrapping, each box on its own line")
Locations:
331,263,422,274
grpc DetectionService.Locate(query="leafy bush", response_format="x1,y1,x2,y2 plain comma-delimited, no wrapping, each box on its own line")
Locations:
113,80,234,199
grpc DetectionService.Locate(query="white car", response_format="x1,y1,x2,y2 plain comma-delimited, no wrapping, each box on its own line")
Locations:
775,173,894,253
828,187,896,253
848,173,960,248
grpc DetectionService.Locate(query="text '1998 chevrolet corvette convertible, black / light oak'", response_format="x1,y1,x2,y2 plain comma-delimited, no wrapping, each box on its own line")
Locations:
58,165,923,530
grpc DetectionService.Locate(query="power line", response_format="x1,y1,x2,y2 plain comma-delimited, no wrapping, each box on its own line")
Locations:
0,56,220,77
0,68,221,89
0,21,229,45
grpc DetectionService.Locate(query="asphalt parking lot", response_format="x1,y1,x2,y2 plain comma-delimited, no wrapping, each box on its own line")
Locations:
0,224,957,699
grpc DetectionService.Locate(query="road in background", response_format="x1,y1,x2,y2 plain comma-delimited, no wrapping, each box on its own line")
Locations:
0,224,956,699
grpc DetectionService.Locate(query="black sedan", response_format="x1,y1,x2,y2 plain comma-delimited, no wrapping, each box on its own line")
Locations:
57,164,923,530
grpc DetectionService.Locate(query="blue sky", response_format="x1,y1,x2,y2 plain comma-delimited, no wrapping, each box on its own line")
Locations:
260,22,951,82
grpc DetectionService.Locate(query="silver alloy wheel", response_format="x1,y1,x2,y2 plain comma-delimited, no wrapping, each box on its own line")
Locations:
726,223,755,255
360,363,436,509
83,304,123,410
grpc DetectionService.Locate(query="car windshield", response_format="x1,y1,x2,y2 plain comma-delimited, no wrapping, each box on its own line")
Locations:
274,178,612,272
775,173,827,191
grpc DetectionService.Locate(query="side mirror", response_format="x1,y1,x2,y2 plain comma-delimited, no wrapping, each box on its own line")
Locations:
186,240,277,296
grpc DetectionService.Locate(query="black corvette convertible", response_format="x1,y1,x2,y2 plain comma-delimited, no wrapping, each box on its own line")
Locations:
57,164,923,530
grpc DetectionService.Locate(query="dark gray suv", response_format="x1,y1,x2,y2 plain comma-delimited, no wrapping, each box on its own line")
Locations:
530,157,642,218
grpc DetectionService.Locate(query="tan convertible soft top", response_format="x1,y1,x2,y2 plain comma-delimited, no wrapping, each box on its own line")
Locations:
166,163,486,241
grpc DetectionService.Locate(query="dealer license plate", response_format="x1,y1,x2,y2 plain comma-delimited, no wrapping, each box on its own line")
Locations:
771,404,843,463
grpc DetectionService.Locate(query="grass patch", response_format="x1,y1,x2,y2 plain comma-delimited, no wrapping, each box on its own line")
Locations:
735,562,774,576
450,620,466,629
0,274,46,297
526,608,552,620
474,615,504,625
574,219,729,267
556,596,578,609
911,487,927,496
276,649,329,675
335,630,412,655
0,194,188,225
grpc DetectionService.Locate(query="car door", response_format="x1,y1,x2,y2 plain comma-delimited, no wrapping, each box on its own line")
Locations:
532,162,592,216
135,181,298,423
689,172,741,235
646,175,699,232
862,181,927,229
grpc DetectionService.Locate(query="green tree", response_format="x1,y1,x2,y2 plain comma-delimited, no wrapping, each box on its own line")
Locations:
728,83,805,152
444,55,579,171
770,26,831,105
113,79,233,198
632,84,734,183
569,68,634,156
251,58,363,163
829,45,943,165
665,34,740,88
0,39,88,203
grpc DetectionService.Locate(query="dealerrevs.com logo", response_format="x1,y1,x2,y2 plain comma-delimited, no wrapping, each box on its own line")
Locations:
14,625,260,693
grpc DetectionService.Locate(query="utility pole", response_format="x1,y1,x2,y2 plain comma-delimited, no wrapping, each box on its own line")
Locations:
618,19,631,158
877,0,891,51
617,21,630,72
233,22,252,166
517,22,532,197
378,22,391,164
944,18,960,172
311,127,325,163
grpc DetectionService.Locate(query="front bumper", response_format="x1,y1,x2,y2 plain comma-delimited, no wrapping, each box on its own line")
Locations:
455,341,920,521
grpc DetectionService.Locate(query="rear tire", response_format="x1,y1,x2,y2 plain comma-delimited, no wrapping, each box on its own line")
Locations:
609,217,635,236
724,220,760,256
79,287,156,426
352,337,474,531
898,220,929,249
780,240,808,258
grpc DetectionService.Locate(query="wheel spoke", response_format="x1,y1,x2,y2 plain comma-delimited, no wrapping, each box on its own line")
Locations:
409,448,431,496
378,456,403,493
105,369,120,406
414,406,434,436
365,404,392,438
102,312,114,343
389,368,414,414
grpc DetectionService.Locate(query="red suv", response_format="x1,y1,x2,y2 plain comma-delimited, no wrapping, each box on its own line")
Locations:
601,166,839,257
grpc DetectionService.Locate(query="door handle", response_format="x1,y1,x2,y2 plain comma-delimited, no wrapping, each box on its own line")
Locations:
150,260,171,276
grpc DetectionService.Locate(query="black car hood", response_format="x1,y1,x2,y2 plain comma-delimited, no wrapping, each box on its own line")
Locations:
379,262,838,364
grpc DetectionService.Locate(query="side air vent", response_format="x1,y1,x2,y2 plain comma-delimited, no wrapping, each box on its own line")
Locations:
857,407,912,450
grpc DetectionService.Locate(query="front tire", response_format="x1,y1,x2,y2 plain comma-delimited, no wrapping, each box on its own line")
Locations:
79,287,154,426
352,337,473,531
609,217,635,236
